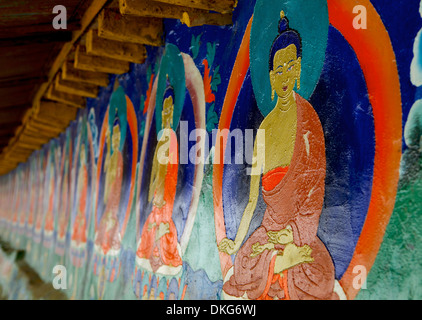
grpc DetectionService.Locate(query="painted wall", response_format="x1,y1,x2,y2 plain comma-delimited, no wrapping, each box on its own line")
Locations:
0,0,421,300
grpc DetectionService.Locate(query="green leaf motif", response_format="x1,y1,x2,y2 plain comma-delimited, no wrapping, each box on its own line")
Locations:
190,34,201,60
206,42,216,68
206,103,219,132
211,65,221,92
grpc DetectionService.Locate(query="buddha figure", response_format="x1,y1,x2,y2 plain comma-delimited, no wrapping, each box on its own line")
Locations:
71,144,88,253
95,123,124,255
136,83,183,275
58,158,69,241
218,12,338,300
44,164,55,235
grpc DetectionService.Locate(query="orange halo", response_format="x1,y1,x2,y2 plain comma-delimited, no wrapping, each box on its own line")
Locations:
328,0,402,300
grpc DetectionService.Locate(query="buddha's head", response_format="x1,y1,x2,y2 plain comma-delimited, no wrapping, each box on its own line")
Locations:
162,81,175,129
269,11,302,101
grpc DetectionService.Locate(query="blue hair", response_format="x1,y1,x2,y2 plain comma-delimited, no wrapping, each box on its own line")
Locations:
163,83,175,104
269,15,302,72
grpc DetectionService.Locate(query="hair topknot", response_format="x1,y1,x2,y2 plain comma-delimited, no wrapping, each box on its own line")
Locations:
269,10,302,71
278,11,289,33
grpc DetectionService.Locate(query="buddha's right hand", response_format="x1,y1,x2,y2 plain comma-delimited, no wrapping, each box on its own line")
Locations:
250,242,275,257
218,238,238,255
267,226,293,245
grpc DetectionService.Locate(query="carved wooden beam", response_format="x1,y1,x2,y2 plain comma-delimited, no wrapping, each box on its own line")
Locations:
75,45,131,74
86,29,147,64
35,100,78,125
7,144,37,155
22,126,59,140
62,61,110,87
119,0,232,27
2,154,29,164
98,8,164,46
45,85,86,109
180,11,232,27
26,120,64,136
120,0,204,19
14,139,44,150
19,133,51,145
32,0,110,105
29,118,68,132
54,72,99,98
152,0,237,14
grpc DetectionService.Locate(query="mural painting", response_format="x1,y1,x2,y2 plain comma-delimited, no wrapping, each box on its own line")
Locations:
0,0,421,300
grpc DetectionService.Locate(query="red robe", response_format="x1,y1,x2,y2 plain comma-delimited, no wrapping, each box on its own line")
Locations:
137,130,183,272
72,164,88,244
95,151,124,255
223,93,338,300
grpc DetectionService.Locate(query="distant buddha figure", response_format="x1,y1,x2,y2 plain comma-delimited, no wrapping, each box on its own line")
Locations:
58,158,69,241
44,165,55,235
95,124,124,255
218,12,338,300
71,145,88,253
136,83,183,275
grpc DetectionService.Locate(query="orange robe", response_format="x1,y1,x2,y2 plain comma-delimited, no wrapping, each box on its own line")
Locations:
95,151,124,255
45,180,55,233
58,172,69,240
137,130,183,272
223,93,338,300
72,165,88,244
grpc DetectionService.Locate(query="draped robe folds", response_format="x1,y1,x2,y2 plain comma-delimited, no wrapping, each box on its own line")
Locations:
72,164,88,245
58,172,69,240
137,129,183,273
44,178,55,232
223,93,338,300
95,151,124,255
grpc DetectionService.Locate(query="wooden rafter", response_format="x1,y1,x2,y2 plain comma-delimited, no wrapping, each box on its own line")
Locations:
54,72,99,98
86,29,147,64
151,0,237,14
75,45,131,74
120,0,233,27
98,8,164,46
45,85,86,109
62,61,110,87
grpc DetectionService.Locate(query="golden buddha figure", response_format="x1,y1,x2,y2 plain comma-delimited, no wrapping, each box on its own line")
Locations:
218,12,338,300
96,123,123,255
72,144,88,249
136,82,183,276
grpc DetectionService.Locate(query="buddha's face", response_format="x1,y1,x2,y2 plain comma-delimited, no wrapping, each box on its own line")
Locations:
162,95,174,129
269,44,301,101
